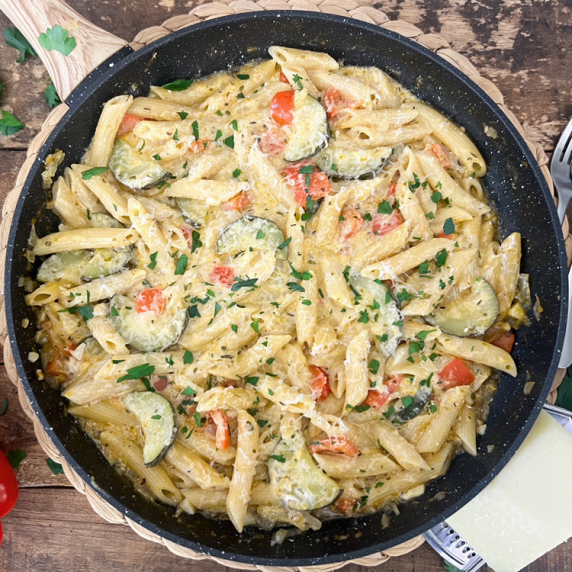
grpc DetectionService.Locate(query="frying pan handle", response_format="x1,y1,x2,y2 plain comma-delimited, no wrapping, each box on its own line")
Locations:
0,0,128,101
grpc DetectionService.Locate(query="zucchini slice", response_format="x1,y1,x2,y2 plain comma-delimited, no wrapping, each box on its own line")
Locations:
175,198,209,229
217,216,288,260
426,277,499,337
109,139,171,190
122,392,177,466
284,89,329,162
90,212,124,229
315,144,391,179
37,250,92,284
389,385,432,426
269,431,341,511
110,293,187,352
350,274,402,356
81,247,133,281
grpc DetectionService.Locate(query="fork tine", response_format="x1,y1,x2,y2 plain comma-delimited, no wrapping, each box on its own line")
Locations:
565,139,572,166
554,119,572,163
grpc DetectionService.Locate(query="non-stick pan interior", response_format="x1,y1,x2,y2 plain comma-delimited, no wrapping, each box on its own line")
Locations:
6,12,567,566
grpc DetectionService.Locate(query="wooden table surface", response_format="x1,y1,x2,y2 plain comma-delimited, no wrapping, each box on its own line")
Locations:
1,1,572,570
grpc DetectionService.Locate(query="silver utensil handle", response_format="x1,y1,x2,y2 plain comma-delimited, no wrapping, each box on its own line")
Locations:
559,264,572,368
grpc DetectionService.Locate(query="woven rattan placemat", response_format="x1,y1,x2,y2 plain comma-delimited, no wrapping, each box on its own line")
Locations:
1,2,570,569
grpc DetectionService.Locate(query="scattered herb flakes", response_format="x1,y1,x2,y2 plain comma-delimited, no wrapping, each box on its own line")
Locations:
256,229,265,240
193,412,203,427
173,128,179,141
236,92,245,99
277,237,291,250
153,154,161,161
183,350,194,365
233,168,241,178
368,359,380,375
117,363,155,383
401,396,414,408
175,253,189,275
46,458,64,475
231,277,258,291
443,217,455,236
417,329,436,341
191,120,199,140
163,79,193,91
237,74,250,80
435,248,448,267
82,166,108,180
287,282,305,292
223,135,235,149
191,230,203,253
215,129,222,141
431,191,442,203
357,310,369,324
231,324,238,333
147,251,158,270
270,454,286,463
178,111,189,120
75,305,93,322
246,376,260,387
376,334,388,343
377,200,393,214
250,320,260,333
7,449,27,469
230,119,238,131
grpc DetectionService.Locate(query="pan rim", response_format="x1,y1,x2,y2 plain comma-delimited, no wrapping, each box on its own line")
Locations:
5,10,569,566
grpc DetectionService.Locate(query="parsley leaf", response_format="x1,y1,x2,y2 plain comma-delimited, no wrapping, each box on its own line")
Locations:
191,230,203,253
270,454,286,463
178,111,189,120
377,200,394,214
287,282,305,292
81,167,108,180
237,74,250,80
246,376,259,386
435,248,448,267
192,120,199,140
175,254,188,275
233,168,241,178
147,251,158,270
183,350,194,364
0,110,24,136
401,396,414,408
223,135,235,149
75,305,93,322
443,217,455,236
231,277,258,291
431,191,442,203
3,28,37,62
38,25,77,56
368,359,380,375
45,83,61,108
162,79,193,91
117,363,155,383
277,237,291,250
417,329,436,341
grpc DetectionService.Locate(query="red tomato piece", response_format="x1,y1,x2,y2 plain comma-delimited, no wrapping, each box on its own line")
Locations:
323,87,347,120
336,498,356,516
258,129,286,156
222,190,254,212
209,266,236,287
427,143,452,169
372,210,403,236
388,183,397,196
309,436,360,458
189,140,214,154
363,376,402,410
0,450,19,518
271,90,295,125
209,409,230,451
279,71,289,83
283,160,333,207
491,331,515,353
439,358,475,389
117,114,143,137
310,365,331,402
436,231,454,240
136,289,164,315
339,208,364,240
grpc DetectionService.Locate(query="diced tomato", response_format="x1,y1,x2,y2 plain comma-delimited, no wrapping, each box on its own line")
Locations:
222,190,254,211
436,231,454,240
279,71,289,83
372,210,403,236
309,436,360,458
154,376,169,392
181,224,195,248
283,160,333,207
336,498,357,516
339,208,364,240
117,114,143,137
64,342,77,356
209,266,236,287
258,129,286,156
388,183,397,196
310,365,331,402
209,409,230,451
136,288,164,315
46,355,66,378
323,87,350,120
363,376,402,409
427,143,452,169
189,140,214,153
439,358,475,389
271,90,295,125
491,331,515,353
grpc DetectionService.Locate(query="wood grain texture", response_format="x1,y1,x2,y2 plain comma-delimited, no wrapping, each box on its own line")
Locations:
0,0,127,101
0,0,572,570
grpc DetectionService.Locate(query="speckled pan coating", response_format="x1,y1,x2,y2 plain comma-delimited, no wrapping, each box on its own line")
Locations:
4,11,568,568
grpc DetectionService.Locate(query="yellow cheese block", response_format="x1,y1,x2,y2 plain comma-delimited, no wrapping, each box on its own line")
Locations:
447,410,572,572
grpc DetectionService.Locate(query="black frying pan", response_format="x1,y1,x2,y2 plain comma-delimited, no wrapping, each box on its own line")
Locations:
1,1,568,566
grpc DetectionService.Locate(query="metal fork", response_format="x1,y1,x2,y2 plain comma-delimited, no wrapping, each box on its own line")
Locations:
550,118,572,368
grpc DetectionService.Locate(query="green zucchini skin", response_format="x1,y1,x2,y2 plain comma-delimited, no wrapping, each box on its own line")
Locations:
122,392,178,467
284,89,329,162
37,250,92,284
390,385,433,426
216,216,288,260
315,144,391,179
90,212,124,229
175,198,209,229
268,431,341,511
110,293,187,352
109,139,171,191
350,274,403,356
80,247,133,282
426,277,499,337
